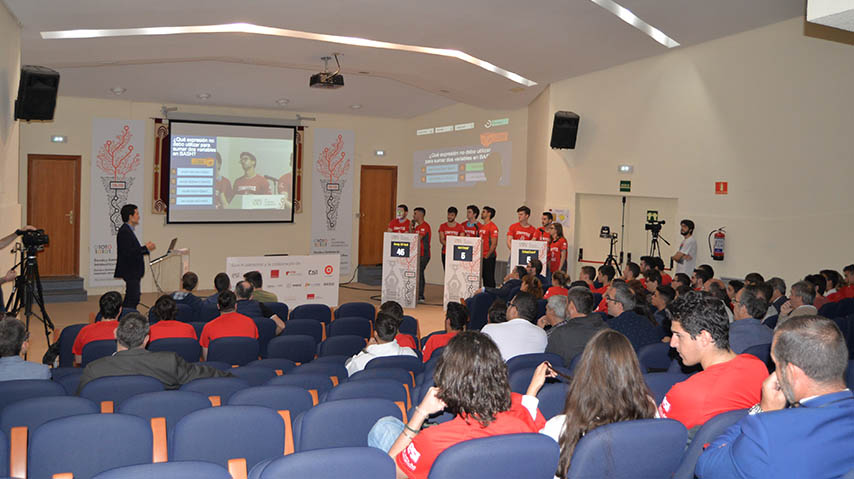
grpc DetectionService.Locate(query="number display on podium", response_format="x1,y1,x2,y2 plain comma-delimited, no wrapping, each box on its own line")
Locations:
453,244,473,262
382,233,419,308
443,236,483,311
510,240,548,270
391,241,411,258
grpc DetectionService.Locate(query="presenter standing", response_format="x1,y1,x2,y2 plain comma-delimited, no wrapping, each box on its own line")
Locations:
114,204,155,310
411,207,431,303
387,204,411,232
480,206,499,288
438,207,465,270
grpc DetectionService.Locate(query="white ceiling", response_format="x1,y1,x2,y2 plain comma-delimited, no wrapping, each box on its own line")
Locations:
4,0,805,118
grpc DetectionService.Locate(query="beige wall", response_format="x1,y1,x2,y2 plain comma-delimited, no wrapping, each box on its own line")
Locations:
542,17,854,286
0,3,21,275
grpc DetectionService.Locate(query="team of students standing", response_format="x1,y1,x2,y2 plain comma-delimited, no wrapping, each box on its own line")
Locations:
387,204,568,292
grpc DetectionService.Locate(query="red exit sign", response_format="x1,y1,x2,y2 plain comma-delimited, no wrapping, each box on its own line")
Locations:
715,181,728,195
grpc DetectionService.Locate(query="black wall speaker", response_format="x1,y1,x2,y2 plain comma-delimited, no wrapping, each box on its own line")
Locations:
14,65,60,121
550,111,580,149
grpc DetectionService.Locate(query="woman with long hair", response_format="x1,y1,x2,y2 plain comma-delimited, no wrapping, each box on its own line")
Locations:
520,274,544,300
548,223,568,275
544,270,570,299
529,329,656,479
371,331,546,479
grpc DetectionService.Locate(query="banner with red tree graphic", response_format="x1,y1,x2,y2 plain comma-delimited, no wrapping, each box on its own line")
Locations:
89,119,146,287
311,129,354,276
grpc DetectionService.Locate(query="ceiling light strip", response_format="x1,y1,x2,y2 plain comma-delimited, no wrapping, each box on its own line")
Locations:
587,0,679,48
41,23,537,87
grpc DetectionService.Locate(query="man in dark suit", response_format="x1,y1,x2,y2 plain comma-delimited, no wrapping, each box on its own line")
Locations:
696,315,854,478
114,204,155,309
76,312,229,393
482,266,527,302
545,286,607,367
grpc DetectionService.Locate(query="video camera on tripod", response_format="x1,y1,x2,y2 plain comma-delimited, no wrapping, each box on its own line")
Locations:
17,228,49,250
5,227,54,352
644,219,665,235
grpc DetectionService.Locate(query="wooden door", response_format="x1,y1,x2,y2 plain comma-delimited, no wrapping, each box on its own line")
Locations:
27,155,81,277
359,166,397,265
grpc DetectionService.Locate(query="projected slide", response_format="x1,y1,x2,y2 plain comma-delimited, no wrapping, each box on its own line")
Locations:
167,121,295,223
412,118,512,189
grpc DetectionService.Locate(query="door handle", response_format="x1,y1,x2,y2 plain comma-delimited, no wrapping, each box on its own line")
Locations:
65,210,74,225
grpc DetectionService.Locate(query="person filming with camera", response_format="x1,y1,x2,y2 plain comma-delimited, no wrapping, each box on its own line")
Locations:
671,219,697,276
0,226,38,313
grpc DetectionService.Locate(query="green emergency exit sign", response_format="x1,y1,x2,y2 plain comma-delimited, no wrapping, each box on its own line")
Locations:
619,180,631,192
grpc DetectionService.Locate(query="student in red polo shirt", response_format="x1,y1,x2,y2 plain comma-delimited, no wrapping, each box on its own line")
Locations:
412,207,432,303
438,207,465,270
148,295,198,343
200,290,258,360
536,211,553,242
388,204,411,233
73,291,123,364
547,223,568,275
506,206,537,250
421,302,467,362
462,205,480,238
479,206,499,288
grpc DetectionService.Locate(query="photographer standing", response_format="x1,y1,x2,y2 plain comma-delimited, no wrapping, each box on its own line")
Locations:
671,219,697,276
115,205,155,310
0,226,36,314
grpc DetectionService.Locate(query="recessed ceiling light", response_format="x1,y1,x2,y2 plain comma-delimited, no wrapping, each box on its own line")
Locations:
375,149,386,156
587,0,679,48
196,93,211,100
109,87,126,95
40,23,538,87
50,135,67,143
618,164,634,174
275,98,290,106
350,104,362,110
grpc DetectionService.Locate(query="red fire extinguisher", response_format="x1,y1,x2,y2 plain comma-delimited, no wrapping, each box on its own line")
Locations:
709,227,726,261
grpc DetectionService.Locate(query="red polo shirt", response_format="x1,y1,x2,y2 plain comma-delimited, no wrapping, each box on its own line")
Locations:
389,218,411,233
72,320,119,356
199,312,259,348
438,222,466,254
149,320,198,343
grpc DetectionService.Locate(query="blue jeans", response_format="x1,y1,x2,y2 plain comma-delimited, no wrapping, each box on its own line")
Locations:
368,416,406,453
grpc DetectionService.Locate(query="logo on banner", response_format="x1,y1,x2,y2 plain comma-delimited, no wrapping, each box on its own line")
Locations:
285,270,297,276
270,270,280,279
306,293,316,300
308,269,318,276
324,265,334,275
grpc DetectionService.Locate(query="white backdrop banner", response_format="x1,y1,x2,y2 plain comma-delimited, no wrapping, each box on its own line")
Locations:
226,254,340,308
311,129,354,277
443,236,483,310
89,119,146,287
382,233,420,308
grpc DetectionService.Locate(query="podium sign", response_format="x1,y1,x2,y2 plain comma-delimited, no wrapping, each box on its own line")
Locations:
226,254,340,308
510,240,548,270
382,233,420,308
443,236,482,310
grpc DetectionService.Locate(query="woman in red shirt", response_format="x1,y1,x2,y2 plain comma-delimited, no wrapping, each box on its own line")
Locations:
544,271,570,299
548,223,568,275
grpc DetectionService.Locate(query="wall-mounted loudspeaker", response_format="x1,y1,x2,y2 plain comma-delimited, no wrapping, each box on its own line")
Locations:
15,65,60,121
550,111,579,149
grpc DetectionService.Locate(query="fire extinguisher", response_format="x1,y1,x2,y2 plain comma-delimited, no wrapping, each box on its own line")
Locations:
708,227,726,261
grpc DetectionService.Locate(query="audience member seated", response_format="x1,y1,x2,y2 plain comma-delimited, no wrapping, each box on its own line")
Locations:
657,292,767,430
729,285,773,354
726,279,744,303
487,298,507,325
743,272,764,287
545,286,607,368
379,301,418,351
804,273,828,310
244,270,278,303
0,315,50,381
369,331,546,479
345,312,417,376
148,295,198,343
696,316,854,478
483,266,527,302
776,281,818,329
604,282,663,351
692,266,713,291
651,285,675,341
820,269,844,302
526,258,548,288
200,290,259,360
544,271,569,299
706,281,734,323
592,265,615,295
520,274,544,300
672,273,691,290
482,292,547,360
422,302,467,362
77,312,229,392
622,261,641,282
235,281,284,333
171,271,202,315
534,329,656,478
644,269,662,293
73,291,123,364
646,256,672,286
765,277,787,318
578,266,596,290
537,295,568,332
204,272,231,305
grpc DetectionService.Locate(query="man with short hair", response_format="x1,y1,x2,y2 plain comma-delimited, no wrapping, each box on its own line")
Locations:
842,264,854,298
172,272,203,315
479,206,499,288
345,312,417,376
243,270,278,303
422,301,467,362
379,301,418,351
0,315,50,381
526,258,548,287
546,287,607,367
205,272,231,305
200,290,260,360
233,152,271,195
821,269,843,300
605,282,663,351
696,316,854,478
651,284,675,334
744,272,765,287
537,294,568,331
644,269,662,293
234,281,285,334
593,265,615,294
537,212,553,242
671,219,697,276
622,261,641,282
506,206,537,250
579,266,596,289
729,285,773,354
776,281,818,328
73,291,123,364
657,292,768,430
484,266,527,302
462,205,480,238
411,207,431,303
78,312,229,392
114,204,155,309
387,204,410,233
765,277,787,317
438,207,465,270
692,267,713,290
481,291,547,360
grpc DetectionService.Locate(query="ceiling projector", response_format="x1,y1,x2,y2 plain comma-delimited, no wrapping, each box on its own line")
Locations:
310,54,344,89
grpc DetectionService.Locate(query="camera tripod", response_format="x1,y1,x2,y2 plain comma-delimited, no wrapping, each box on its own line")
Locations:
603,234,622,275
648,230,670,260
6,244,55,351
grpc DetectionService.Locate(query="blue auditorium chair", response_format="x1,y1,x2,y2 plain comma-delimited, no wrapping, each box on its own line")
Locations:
267,335,316,363
318,335,365,358
536,382,569,420
565,419,686,478
228,385,314,418
465,292,494,331
93,461,232,479
743,343,772,370
291,362,348,386
365,355,424,382
637,342,673,372
0,430,6,478
246,358,297,375
328,316,372,339
54,369,83,395
673,409,748,479
1,396,98,438
505,352,565,374
229,366,277,386
508,365,572,395
311,355,349,365
202,361,234,370
249,447,395,479
179,377,250,403
428,433,559,479
350,367,414,392
81,339,117,365
207,337,260,366
190,321,207,338
400,315,420,339
148,337,202,362
282,318,324,344
79,375,165,410
322,379,409,417
290,304,332,324
0,379,66,414
644,372,688,405
267,373,334,405
199,302,220,322
294,398,402,452
57,323,86,367
176,303,196,322
334,302,375,321
253,317,278,358
118,390,212,435
263,301,289,320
